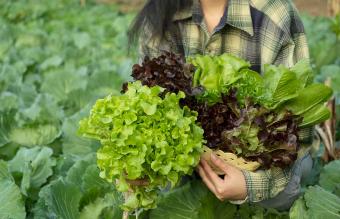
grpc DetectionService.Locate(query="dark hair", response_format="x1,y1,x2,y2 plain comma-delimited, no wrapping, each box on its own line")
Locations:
128,0,193,46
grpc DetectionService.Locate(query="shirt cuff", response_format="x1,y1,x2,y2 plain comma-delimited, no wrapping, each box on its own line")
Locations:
229,195,248,205
241,167,291,202
241,170,267,202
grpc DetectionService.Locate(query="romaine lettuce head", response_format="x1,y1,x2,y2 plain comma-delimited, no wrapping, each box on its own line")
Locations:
189,54,250,105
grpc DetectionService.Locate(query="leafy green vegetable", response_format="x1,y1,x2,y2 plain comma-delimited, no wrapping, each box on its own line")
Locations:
262,59,314,106
218,95,300,167
299,103,331,128
289,160,340,219
315,64,340,140
65,156,95,189
149,180,237,219
0,111,14,147
8,147,56,196
0,161,26,219
0,1,136,217
190,55,315,109
186,54,331,168
41,179,83,219
319,160,340,193
62,107,100,157
189,54,250,104
263,64,300,106
9,124,61,147
15,93,64,126
190,54,332,129
79,81,204,210
305,186,340,219
0,92,19,112
150,179,288,219
234,69,267,105
34,156,124,219
284,84,333,115
237,203,289,219
289,197,308,219
41,66,88,103
283,84,333,127
302,15,340,73
79,193,122,219
290,59,314,88
263,63,332,128
302,14,339,139
0,179,26,219
0,160,13,180
0,0,337,217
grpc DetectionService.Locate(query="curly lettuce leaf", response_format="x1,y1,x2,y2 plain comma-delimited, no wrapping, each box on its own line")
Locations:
79,81,204,210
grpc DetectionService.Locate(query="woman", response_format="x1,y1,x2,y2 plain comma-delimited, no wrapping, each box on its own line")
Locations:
128,0,313,210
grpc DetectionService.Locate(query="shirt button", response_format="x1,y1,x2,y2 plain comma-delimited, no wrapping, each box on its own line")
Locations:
206,49,213,55
256,193,262,199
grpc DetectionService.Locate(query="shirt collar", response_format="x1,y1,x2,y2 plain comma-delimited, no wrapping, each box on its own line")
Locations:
172,0,254,36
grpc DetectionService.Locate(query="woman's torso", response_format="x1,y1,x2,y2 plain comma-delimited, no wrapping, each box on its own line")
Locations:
140,0,309,73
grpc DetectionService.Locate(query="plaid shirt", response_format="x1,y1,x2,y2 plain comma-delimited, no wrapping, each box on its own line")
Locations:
139,0,311,203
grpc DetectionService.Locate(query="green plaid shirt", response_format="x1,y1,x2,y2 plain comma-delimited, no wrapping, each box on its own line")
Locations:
139,0,312,203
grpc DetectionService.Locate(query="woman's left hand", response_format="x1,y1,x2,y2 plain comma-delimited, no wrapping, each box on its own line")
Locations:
197,154,247,201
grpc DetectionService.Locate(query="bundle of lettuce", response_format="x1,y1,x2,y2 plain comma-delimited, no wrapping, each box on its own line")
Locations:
78,80,205,211
78,52,332,211
131,52,333,169
187,54,332,168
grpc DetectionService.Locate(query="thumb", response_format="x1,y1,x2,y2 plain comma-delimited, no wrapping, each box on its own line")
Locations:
210,153,235,174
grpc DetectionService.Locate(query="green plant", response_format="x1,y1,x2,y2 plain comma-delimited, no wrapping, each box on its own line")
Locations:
79,81,204,210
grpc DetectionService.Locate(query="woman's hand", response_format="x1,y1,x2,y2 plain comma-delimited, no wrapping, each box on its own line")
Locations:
197,154,247,201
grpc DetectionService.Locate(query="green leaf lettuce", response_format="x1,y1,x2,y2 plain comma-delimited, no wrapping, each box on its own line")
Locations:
79,81,204,210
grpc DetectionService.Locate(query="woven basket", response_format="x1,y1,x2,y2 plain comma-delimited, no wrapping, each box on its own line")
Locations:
201,146,261,174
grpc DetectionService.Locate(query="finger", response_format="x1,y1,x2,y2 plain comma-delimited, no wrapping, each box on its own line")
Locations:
199,163,225,201
197,164,217,194
210,154,231,174
200,159,224,187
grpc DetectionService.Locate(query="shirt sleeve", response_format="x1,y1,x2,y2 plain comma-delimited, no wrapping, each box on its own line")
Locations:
274,32,310,67
274,4,310,67
241,167,291,202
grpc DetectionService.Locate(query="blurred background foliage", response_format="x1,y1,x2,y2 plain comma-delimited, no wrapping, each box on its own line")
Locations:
0,0,339,219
